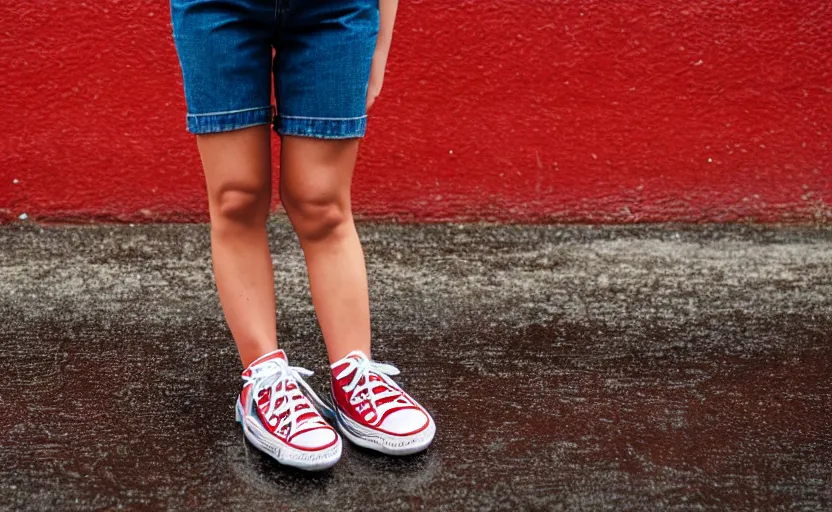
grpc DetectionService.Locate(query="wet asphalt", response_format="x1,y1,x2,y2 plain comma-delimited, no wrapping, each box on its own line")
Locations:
0,220,830,511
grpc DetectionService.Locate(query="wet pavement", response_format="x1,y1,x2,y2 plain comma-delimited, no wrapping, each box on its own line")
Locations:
0,221,830,511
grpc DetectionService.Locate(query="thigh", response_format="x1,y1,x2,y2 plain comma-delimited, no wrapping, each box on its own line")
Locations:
273,0,379,139
197,125,273,213
279,136,359,205
170,0,276,134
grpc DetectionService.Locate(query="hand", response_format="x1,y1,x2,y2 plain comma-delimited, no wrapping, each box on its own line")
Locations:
366,50,387,112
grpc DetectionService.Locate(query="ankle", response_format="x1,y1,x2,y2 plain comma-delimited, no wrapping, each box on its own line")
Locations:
328,347,370,368
239,343,280,368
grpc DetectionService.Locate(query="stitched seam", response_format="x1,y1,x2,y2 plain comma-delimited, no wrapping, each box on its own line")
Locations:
187,106,273,118
279,115,367,121
190,120,273,134
275,130,365,140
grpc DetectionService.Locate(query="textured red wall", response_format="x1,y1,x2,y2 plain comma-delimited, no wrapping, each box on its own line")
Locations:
1,0,830,223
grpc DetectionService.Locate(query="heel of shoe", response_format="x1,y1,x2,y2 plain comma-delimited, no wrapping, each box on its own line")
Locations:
235,400,242,423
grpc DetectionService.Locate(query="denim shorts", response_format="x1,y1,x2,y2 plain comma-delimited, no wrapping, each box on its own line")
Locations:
169,0,379,137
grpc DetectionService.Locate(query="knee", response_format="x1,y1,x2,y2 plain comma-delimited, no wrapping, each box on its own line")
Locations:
282,190,350,243
211,187,270,230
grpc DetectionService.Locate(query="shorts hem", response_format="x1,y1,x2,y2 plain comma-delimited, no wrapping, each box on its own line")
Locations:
186,106,275,134
275,115,367,139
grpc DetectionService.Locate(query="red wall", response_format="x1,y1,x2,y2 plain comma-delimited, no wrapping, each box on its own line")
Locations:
1,0,830,223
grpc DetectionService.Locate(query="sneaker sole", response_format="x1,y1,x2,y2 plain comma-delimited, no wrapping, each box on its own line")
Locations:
334,407,436,456
236,399,342,471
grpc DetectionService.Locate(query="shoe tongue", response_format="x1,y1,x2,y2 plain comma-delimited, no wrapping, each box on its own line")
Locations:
331,351,389,393
248,349,287,369
256,376,319,428
330,350,368,378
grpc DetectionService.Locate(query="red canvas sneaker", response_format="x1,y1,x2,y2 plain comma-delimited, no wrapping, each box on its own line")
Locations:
330,350,436,455
236,349,341,470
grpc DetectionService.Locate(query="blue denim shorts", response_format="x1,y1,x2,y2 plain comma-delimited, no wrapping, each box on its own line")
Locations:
170,0,379,137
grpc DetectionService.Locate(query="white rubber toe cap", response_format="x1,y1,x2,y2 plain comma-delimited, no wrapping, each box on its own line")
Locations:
292,427,338,449
379,408,429,435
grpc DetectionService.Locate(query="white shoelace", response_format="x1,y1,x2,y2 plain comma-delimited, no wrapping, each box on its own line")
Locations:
335,356,413,423
243,358,334,436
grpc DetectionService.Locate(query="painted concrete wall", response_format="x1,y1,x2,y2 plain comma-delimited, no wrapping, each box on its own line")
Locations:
1,0,830,223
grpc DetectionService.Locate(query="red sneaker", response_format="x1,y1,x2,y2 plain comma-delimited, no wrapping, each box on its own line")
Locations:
330,351,436,455
236,349,341,470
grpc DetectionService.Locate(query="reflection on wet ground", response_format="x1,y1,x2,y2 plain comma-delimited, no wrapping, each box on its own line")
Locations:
0,222,830,510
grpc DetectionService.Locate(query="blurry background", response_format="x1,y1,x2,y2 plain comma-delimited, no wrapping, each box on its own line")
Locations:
1,0,829,224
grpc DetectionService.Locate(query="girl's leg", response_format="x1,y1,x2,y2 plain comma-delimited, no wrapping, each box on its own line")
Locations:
196,125,278,368
198,125,342,470
279,135,371,364
279,134,437,456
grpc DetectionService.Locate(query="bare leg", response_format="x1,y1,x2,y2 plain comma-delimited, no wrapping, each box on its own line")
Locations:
279,136,371,364
195,125,278,368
